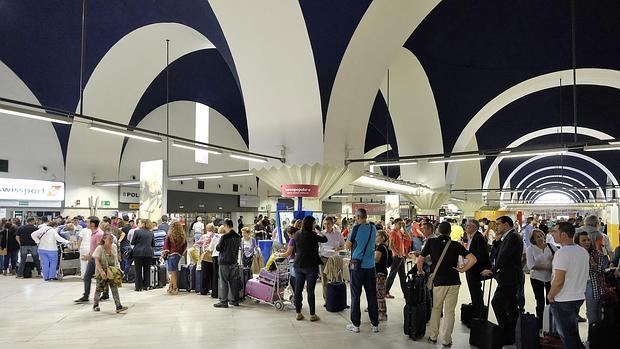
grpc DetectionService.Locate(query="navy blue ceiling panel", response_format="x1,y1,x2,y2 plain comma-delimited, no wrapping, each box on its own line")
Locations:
130,49,247,146
405,0,620,154
299,0,372,124
365,91,398,154
511,167,600,191
0,0,235,160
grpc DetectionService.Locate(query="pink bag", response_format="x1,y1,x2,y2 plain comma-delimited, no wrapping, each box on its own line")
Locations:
258,268,288,286
246,279,279,302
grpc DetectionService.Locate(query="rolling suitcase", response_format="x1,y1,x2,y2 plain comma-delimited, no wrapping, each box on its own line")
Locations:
403,302,427,339
178,265,191,291
461,302,489,327
469,279,502,349
157,264,167,288
540,305,563,348
149,264,158,289
516,312,540,349
404,271,427,305
193,265,203,294
325,280,347,312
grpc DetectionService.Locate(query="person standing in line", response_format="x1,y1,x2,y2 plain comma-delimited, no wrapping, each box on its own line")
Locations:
119,215,132,275
526,229,555,329
31,221,71,281
417,222,477,347
130,219,155,292
75,217,104,302
195,223,216,295
209,226,224,299
214,219,241,308
237,216,244,231
292,216,328,321
547,223,589,349
240,227,257,268
1,222,19,275
481,216,523,346
345,209,380,333
318,216,344,300
374,229,390,322
158,215,169,233
162,221,187,295
464,219,490,319
92,233,127,313
385,218,407,299
575,231,607,327
193,216,205,244
15,217,41,278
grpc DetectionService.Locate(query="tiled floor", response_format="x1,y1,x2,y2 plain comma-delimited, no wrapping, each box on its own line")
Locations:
0,273,588,348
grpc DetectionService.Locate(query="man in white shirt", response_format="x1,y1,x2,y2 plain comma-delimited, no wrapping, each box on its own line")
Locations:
319,216,344,300
193,217,205,243
547,222,589,349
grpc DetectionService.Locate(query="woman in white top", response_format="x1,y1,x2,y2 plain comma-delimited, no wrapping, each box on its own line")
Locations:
208,225,224,299
526,229,555,328
32,221,70,281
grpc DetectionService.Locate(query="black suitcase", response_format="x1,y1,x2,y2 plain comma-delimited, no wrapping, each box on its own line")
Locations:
240,266,251,299
23,262,35,278
157,264,167,288
178,265,191,291
189,264,198,292
404,271,427,306
461,303,489,327
325,280,347,312
403,303,427,339
211,257,219,298
469,279,502,349
516,312,540,349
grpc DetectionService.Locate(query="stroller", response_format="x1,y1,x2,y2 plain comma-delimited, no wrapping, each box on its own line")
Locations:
246,257,290,311
57,241,81,280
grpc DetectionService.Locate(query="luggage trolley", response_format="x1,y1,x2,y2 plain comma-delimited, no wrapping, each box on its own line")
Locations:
57,244,81,280
246,257,290,311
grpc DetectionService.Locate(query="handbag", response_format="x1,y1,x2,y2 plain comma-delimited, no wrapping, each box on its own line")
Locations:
349,225,373,271
426,239,452,290
0,230,7,256
200,249,213,262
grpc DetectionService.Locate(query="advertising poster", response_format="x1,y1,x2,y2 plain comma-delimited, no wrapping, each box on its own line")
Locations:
276,211,295,244
0,178,64,201
139,160,167,222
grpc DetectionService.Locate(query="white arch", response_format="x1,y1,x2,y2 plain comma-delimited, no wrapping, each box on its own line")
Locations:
530,191,578,204
498,152,619,203
364,144,393,160
447,68,620,184
517,175,593,201
522,181,586,202
483,126,614,191
511,166,604,201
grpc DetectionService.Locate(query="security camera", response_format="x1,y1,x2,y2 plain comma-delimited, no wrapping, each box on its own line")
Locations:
180,181,184,185
218,184,221,188
41,166,48,173
131,175,136,180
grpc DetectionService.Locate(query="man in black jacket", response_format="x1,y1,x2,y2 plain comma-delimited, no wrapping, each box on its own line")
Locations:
481,216,523,346
214,219,241,308
464,219,491,319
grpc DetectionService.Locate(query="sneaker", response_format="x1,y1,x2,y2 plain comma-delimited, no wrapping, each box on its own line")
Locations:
310,314,320,322
93,306,100,312
296,313,305,321
346,324,360,333
385,294,395,299
371,325,380,333
442,343,452,348
213,302,229,308
428,337,437,344
116,306,128,314
74,297,89,303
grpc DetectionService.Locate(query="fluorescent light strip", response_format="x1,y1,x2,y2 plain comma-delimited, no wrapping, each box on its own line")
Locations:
227,173,253,177
428,155,486,164
169,177,193,181
583,144,620,152
100,183,120,187
171,141,223,155
229,154,268,163
0,104,73,124
370,161,417,171
499,148,567,159
197,175,223,179
121,181,139,185
89,124,162,143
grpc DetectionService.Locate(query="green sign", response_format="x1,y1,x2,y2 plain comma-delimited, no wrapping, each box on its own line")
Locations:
18,201,29,207
101,200,110,207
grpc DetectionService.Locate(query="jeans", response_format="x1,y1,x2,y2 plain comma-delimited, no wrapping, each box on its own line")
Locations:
295,266,319,315
3,250,18,272
491,284,519,344
385,256,406,295
530,278,551,329
134,256,152,291
412,237,423,252
120,245,131,274
585,280,601,324
466,270,483,317
83,259,95,299
430,285,460,345
219,263,239,303
39,249,58,280
17,246,40,277
350,267,379,327
550,300,585,349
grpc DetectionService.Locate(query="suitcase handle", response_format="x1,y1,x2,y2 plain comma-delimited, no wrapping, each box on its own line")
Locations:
481,278,493,317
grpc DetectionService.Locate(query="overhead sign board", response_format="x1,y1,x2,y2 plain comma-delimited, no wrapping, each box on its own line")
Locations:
0,178,64,201
280,184,320,198
120,186,140,203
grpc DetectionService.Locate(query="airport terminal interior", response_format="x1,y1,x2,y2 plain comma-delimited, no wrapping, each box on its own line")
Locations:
1,1,619,348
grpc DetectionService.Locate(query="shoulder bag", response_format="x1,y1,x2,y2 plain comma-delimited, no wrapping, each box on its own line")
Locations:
426,240,452,290
349,225,373,271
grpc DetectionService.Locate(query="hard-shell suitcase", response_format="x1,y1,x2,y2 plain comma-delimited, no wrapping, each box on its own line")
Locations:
403,303,427,339
469,279,502,349
246,278,278,302
149,265,158,289
178,265,191,291
192,264,203,294
325,280,347,312
516,312,540,349
258,267,288,286
157,264,167,288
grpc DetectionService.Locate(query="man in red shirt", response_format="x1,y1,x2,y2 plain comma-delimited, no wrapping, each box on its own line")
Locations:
385,218,407,298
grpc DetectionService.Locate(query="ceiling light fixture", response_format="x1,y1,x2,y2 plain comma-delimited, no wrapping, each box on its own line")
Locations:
498,148,567,159
121,181,139,185
369,160,418,171
100,183,120,187
169,177,193,181
89,124,162,143
228,173,254,177
583,144,620,152
197,175,224,179
171,141,223,155
229,154,268,163
428,155,486,164
0,103,73,125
